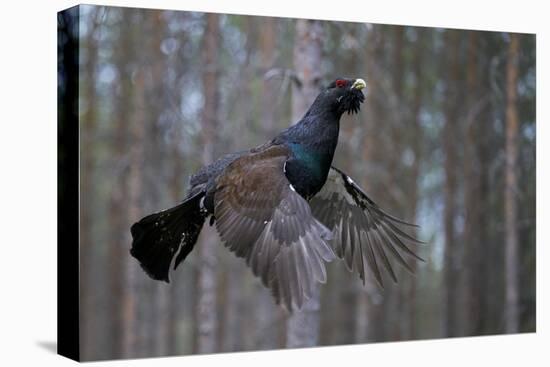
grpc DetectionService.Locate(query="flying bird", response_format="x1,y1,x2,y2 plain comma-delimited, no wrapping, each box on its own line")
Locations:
130,77,423,311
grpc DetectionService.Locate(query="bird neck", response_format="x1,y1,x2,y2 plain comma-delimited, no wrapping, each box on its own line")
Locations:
274,96,343,172
288,110,341,155
302,94,343,121
274,108,342,199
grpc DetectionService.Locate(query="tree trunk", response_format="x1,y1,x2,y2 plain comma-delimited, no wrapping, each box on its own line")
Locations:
442,30,460,338
505,33,520,334
407,28,425,340
80,8,99,360
195,13,220,354
476,42,491,335
169,126,183,355
109,11,134,357
254,16,282,351
167,11,191,356
355,26,384,343
148,10,171,357
355,27,388,342
260,17,277,136
123,56,147,359
464,32,483,336
290,19,323,123
390,26,405,341
286,19,324,348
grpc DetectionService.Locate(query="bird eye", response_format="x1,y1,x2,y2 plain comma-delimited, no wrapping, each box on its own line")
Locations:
335,79,346,88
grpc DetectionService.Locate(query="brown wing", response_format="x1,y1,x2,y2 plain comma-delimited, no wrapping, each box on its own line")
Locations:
310,166,424,287
214,144,336,311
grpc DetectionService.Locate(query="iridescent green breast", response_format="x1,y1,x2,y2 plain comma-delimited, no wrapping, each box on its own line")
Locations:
290,143,325,177
285,143,333,199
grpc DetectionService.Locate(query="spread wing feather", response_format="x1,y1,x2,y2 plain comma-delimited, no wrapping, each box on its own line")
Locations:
214,144,336,311
310,166,424,287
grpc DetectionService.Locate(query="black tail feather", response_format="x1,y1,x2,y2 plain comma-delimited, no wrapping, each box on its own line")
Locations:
130,192,206,282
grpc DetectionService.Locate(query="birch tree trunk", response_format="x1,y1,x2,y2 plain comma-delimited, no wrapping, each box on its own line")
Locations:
286,19,324,348
505,33,520,334
290,19,323,123
196,13,220,354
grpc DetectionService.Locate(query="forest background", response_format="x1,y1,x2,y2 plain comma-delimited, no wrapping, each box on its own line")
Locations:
60,5,536,361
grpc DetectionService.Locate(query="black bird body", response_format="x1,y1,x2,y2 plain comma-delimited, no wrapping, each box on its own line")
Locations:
130,77,423,311
192,80,354,208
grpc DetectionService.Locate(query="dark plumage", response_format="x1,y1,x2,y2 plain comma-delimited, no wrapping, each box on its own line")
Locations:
130,77,424,311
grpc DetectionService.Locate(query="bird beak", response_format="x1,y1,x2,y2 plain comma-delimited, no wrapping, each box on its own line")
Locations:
351,78,366,90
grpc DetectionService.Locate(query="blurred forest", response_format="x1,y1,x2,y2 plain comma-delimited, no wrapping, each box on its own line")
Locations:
69,5,535,361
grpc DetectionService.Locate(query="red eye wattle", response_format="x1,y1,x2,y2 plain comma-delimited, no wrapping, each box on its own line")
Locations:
336,79,346,88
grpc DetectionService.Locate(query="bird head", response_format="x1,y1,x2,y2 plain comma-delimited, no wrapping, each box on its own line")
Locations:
323,77,366,116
